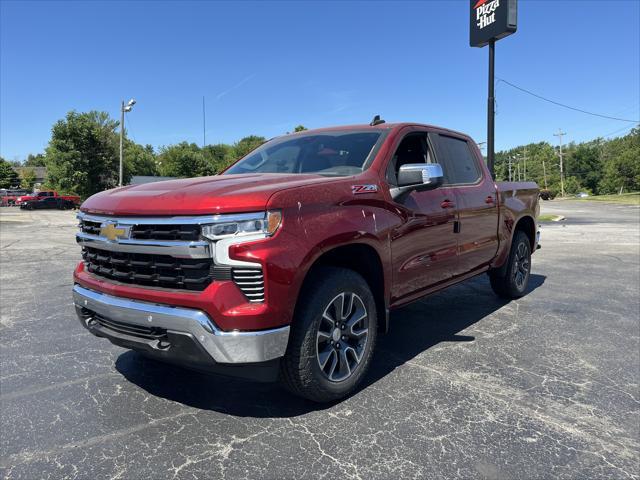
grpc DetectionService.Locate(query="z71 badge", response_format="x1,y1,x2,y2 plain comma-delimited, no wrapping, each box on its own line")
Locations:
351,184,378,194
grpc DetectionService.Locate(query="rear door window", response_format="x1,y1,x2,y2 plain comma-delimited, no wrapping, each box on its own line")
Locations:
431,134,481,185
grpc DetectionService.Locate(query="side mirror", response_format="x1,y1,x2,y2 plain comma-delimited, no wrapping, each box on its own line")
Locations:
392,163,444,200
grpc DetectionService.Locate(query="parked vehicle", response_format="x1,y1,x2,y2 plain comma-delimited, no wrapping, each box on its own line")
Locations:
16,190,80,207
72,120,539,402
21,197,75,210
539,189,555,201
0,189,30,206
575,192,589,198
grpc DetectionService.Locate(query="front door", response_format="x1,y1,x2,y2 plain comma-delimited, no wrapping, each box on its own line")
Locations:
387,131,459,302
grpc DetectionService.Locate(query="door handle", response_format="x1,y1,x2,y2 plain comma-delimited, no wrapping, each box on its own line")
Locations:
485,196,494,204
440,199,455,209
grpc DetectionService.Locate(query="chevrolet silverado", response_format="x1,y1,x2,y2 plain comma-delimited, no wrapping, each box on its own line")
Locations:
73,120,539,402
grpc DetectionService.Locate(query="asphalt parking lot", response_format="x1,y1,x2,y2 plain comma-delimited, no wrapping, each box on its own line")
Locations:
1,201,639,479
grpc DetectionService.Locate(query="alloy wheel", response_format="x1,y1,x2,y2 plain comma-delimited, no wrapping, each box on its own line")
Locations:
316,292,369,382
513,241,530,290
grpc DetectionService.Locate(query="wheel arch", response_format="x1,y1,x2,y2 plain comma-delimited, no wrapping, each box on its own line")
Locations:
515,215,536,249
296,243,389,334
492,214,536,277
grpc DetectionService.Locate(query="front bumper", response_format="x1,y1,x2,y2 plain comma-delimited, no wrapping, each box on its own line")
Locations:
73,285,290,377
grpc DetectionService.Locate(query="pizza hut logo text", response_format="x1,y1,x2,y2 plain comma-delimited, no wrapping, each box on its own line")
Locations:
474,0,500,29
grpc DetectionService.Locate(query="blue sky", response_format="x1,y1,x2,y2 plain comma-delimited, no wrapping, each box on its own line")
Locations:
1,0,639,161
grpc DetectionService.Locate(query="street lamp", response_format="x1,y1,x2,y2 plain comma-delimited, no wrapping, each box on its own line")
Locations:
119,98,136,187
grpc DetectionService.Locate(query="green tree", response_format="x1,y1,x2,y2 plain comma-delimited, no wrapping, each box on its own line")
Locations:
20,167,37,190
0,158,20,188
24,153,46,167
598,127,640,193
124,141,158,177
566,143,601,194
294,125,307,132
202,143,233,173
232,135,266,160
45,111,120,197
157,142,212,178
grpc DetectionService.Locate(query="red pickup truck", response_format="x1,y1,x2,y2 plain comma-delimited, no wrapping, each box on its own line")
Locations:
0,189,29,206
16,190,80,207
73,121,539,402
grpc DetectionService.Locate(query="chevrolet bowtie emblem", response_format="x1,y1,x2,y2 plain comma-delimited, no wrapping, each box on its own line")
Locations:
100,222,129,241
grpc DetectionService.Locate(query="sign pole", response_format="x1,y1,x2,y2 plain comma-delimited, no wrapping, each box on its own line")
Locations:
470,0,517,180
487,39,495,179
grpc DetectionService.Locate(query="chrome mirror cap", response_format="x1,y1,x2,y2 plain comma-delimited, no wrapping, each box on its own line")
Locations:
397,163,444,188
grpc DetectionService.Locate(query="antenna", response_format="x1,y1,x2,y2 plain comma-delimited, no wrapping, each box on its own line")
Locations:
370,115,385,126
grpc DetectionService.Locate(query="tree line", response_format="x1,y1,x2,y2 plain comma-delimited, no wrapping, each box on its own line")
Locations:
493,127,639,196
1,109,638,198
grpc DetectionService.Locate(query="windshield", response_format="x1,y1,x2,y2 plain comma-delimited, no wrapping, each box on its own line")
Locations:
225,131,382,176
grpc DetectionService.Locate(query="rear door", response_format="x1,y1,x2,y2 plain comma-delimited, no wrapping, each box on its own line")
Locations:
430,133,499,275
387,129,459,302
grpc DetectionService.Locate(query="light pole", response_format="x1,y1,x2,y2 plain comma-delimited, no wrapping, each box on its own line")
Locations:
119,98,136,187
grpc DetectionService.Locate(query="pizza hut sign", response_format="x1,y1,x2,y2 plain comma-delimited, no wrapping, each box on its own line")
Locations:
470,0,517,48
475,0,500,29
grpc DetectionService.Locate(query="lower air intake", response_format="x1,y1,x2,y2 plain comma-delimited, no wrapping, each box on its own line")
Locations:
232,267,265,303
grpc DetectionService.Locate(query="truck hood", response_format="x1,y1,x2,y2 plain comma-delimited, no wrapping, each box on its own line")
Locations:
81,173,341,216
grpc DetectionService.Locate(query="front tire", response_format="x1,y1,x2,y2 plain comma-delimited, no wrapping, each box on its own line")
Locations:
280,267,377,402
489,230,531,299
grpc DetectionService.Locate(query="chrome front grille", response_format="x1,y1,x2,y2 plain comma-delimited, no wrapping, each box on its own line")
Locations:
232,268,265,302
79,219,200,241
80,219,101,236
77,212,265,300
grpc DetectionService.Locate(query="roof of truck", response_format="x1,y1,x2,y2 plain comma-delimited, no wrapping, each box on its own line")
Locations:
288,122,472,140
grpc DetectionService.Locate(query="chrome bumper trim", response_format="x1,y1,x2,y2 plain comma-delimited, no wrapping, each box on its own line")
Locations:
76,232,212,259
72,285,289,364
77,211,265,225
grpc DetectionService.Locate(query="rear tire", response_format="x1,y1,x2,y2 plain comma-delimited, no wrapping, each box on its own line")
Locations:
280,267,377,402
489,230,531,299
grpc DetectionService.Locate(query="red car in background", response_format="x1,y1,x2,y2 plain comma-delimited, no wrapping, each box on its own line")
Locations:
16,190,80,207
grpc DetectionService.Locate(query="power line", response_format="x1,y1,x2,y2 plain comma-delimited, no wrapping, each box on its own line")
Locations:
496,78,640,123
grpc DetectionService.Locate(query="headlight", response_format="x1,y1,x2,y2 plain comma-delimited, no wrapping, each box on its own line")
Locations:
201,210,281,241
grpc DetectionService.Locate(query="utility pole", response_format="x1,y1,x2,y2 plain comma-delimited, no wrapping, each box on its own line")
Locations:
542,158,548,190
522,146,528,181
119,98,136,187
554,129,566,197
508,156,512,182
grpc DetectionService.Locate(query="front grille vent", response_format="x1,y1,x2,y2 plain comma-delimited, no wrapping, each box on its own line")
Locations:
130,224,200,241
82,246,213,291
232,267,265,302
80,220,101,236
93,313,168,341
